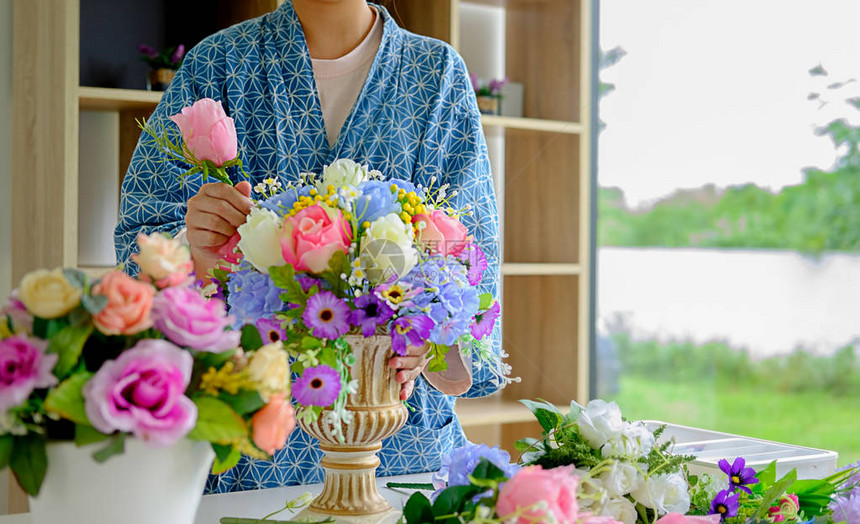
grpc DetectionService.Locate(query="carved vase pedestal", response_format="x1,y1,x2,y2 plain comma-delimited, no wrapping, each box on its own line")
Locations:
296,335,408,522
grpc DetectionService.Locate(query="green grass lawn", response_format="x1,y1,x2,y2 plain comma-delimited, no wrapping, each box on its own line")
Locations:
608,375,860,467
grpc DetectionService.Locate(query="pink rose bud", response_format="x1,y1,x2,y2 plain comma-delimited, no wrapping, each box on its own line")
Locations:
496,465,580,524
0,335,57,413
169,98,238,167
92,271,155,336
412,210,469,257
280,204,352,274
83,339,197,446
251,394,296,455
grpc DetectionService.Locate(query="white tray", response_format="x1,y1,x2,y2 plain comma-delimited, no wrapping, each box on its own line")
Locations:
644,421,838,480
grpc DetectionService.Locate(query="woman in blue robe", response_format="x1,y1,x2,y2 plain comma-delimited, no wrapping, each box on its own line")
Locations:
115,1,502,492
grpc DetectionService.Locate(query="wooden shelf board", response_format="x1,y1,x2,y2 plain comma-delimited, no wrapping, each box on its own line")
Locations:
455,397,568,427
481,114,583,134
501,263,581,276
78,86,162,111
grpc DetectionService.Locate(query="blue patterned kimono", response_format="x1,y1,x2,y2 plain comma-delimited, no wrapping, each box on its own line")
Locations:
115,2,501,492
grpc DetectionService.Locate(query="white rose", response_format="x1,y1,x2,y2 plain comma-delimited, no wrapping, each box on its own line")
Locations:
602,421,656,458
601,496,638,524
599,461,643,497
246,342,290,401
576,399,624,449
319,159,369,190
237,207,285,272
631,473,690,515
359,214,418,284
576,473,608,510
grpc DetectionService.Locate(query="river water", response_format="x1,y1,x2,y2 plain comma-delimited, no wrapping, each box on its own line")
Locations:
597,247,860,358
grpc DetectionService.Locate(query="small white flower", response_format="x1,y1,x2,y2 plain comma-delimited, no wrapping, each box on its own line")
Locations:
599,461,643,498
297,350,320,368
601,496,638,524
318,159,369,190
576,399,625,449
631,473,690,515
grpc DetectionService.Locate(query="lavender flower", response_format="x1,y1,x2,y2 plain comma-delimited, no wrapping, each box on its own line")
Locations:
302,291,350,340
349,293,394,337
391,315,435,356
152,287,240,352
293,365,341,407
170,44,185,65
137,43,158,59
459,243,488,286
831,492,860,523
718,457,759,494
710,489,740,521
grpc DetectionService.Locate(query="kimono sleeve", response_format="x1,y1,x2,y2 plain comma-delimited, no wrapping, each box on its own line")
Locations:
113,44,208,274
416,50,506,399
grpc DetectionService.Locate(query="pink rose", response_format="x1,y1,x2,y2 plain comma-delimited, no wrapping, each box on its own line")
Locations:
656,514,722,524
0,335,57,412
132,233,193,288
280,204,352,274
496,465,580,523
412,210,469,257
1,291,33,334
83,339,196,446
92,271,155,336
151,287,240,352
251,394,296,455
169,98,238,166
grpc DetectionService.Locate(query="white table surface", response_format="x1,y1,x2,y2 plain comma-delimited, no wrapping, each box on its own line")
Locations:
0,473,431,524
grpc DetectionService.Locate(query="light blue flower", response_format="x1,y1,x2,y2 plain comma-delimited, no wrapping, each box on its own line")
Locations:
260,186,312,214
431,442,519,489
226,269,283,329
354,180,400,223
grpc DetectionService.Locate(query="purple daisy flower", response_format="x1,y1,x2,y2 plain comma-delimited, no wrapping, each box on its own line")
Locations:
302,291,350,340
391,315,435,356
293,365,342,407
255,317,286,344
459,244,488,287
719,457,759,494
710,489,740,521
349,294,394,337
471,301,500,340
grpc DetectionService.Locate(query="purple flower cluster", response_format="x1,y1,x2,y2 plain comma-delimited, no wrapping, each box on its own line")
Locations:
293,365,341,407
709,457,759,521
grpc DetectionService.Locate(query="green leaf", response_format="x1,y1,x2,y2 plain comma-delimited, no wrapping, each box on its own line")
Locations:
210,444,242,475
478,293,494,311
791,479,836,516
240,324,264,351
93,433,126,463
754,468,797,520
74,424,109,446
195,348,238,371
432,484,484,518
62,268,88,290
44,372,93,425
426,344,450,373
301,337,322,350
752,461,777,494
218,389,265,415
515,437,541,453
319,251,349,295
10,434,47,496
187,396,248,444
0,435,13,469
519,399,564,433
81,293,108,315
403,492,435,524
469,456,507,481
269,265,308,311
47,324,94,378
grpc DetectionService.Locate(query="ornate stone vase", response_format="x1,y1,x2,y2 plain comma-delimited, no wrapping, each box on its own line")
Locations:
297,334,408,518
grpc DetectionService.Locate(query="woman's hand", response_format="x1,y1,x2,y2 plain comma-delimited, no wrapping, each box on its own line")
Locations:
185,181,252,274
389,343,431,401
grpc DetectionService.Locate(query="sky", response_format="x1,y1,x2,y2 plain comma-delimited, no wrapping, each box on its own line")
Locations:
599,0,860,208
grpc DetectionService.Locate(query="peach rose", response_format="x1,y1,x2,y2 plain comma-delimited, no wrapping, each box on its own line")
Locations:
251,394,296,455
412,210,469,257
280,204,352,274
169,98,237,166
132,233,193,288
92,271,155,335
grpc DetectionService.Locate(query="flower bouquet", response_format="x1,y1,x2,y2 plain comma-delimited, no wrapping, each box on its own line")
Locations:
400,399,860,524
141,97,506,516
0,234,294,523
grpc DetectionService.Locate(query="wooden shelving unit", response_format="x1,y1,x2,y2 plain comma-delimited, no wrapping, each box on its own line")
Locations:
12,0,593,463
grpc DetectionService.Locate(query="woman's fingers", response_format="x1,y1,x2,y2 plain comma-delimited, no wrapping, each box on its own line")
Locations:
400,380,415,401
201,182,253,216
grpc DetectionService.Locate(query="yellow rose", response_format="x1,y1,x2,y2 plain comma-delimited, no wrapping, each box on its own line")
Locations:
18,269,82,319
247,342,290,401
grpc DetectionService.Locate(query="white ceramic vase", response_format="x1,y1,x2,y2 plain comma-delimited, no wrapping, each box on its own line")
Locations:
297,334,408,520
29,438,215,524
